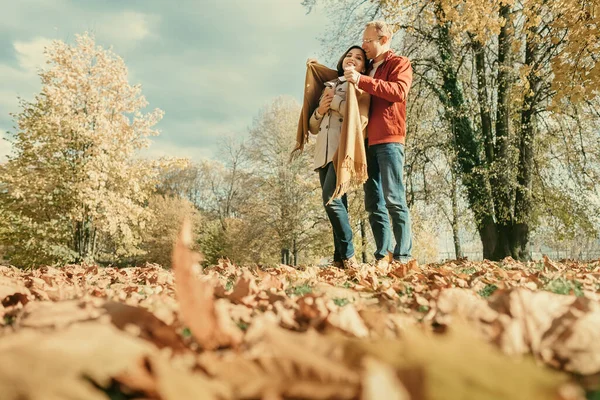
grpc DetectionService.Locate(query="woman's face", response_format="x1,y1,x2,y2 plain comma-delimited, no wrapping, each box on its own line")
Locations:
342,48,366,73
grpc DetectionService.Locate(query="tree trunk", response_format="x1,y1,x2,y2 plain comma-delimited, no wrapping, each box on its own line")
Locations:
360,218,368,263
512,28,539,261
472,40,494,165
74,217,95,262
292,238,298,266
492,4,514,230
450,178,463,258
281,248,290,265
436,22,498,259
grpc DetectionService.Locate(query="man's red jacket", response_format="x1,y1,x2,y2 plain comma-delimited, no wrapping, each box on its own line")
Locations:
357,51,413,145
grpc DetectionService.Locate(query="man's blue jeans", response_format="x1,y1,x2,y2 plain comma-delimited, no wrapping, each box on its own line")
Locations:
319,162,354,261
364,142,412,261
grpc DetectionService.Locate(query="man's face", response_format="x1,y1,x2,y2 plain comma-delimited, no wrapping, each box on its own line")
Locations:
362,26,384,60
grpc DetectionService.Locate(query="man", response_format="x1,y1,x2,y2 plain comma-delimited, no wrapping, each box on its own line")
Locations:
344,20,413,268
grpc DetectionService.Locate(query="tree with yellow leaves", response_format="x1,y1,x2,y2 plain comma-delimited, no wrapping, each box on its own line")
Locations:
0,33,165,267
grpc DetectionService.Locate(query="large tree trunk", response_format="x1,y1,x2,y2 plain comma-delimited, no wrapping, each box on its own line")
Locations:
436,22,498,260
472,40,494,165
512,28,540,261
74,216,94,261
491,4,515,260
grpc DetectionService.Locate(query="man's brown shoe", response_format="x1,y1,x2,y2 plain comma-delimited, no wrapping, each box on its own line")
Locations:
332,260,344,269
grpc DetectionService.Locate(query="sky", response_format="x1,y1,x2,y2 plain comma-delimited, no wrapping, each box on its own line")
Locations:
0,0,338,162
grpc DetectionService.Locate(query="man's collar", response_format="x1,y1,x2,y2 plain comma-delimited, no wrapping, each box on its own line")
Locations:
373,50,394,64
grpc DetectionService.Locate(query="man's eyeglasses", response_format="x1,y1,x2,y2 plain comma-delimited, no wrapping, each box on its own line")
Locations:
362,36,382,44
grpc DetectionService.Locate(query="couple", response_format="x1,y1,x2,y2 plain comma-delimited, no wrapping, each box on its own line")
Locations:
294,20,413,270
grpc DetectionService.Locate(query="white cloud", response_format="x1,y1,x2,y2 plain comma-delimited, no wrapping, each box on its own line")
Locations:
94,11,159,49
13,37,55,73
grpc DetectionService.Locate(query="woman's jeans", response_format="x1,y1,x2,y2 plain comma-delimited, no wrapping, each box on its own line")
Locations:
319,162,354,261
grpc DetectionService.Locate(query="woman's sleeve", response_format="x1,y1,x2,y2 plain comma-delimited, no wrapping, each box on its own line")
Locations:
309,108,322,135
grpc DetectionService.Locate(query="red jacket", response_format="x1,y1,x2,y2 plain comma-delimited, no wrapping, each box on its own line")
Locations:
357,51,412,145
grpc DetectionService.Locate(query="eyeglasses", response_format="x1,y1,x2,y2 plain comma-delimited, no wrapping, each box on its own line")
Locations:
362,36,382,44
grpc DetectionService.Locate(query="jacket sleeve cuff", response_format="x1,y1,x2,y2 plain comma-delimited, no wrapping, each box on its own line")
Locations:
357,75,373,91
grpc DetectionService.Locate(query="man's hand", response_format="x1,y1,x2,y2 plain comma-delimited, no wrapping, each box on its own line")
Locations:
344,67,361,84
306,58,318,65
317,91,333,115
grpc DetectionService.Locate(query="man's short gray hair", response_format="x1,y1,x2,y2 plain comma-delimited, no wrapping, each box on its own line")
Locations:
365,20,393,40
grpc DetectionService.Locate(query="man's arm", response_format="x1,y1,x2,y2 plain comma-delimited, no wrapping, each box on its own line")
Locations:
357,58,412,103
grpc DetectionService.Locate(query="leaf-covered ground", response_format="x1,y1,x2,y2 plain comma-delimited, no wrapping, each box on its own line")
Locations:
1,227,600,399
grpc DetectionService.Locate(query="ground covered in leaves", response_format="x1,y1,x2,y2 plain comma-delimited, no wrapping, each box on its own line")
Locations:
2,231,600,399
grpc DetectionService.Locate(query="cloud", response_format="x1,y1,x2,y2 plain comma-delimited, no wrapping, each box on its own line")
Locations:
93,11,160,49
13,37,55,73
0,1,329,162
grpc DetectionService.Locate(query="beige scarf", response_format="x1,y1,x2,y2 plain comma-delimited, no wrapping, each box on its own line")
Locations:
292,62,370,203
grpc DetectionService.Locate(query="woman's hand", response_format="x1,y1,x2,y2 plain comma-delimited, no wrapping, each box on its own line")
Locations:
318,89,334,115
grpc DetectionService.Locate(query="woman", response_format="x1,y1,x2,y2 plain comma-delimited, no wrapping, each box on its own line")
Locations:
302,46,371,268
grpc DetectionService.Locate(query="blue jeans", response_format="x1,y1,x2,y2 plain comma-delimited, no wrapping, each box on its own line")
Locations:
364,142,412,261
319,162,354,261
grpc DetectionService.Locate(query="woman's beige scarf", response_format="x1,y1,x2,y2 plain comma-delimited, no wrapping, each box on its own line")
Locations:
292,62,370,204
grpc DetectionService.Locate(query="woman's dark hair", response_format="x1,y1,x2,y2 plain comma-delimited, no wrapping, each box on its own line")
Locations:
336,45,370,76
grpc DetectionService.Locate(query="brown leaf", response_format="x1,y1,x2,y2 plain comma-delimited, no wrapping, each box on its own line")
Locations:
228,270,259,304
491,289,575,356
102,301,187,353
0,276,31,307
0,323,156,400
116,354,231,400
172,219,243,350
327,304,370,338
17,299,105,329
200,323,360,399
361,357,411,400
544,255,562,272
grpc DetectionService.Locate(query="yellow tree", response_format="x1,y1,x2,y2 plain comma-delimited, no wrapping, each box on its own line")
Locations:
0,33,164,267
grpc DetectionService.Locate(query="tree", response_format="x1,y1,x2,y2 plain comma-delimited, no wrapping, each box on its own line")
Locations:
140,194,201,268
303,0,600,260
0,33,164,267
246,96,331,265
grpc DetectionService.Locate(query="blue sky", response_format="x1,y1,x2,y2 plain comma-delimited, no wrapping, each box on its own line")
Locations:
0,0,352,161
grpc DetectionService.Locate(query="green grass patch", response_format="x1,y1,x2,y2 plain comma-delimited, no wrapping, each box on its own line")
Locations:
286,283,313,296
544,278,584,297
397,286,414,296
478,284,498,298
586,390,600,400
181,327,192,338
333,297,350,307
459,267,477,275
